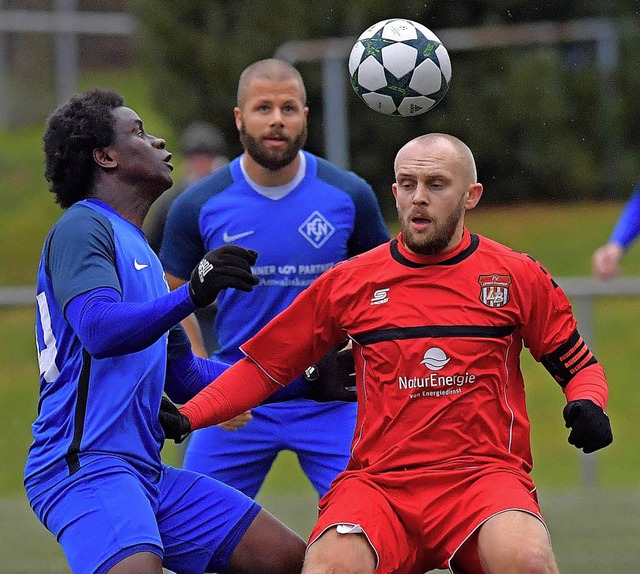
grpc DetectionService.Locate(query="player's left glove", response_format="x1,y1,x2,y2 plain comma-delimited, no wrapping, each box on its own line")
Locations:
189,245,259,308
158,397,191,444
304,341,357,402
562,399,613,454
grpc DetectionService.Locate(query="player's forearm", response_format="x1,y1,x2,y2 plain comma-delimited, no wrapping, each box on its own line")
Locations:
165,353,230,404
66,285,196,358
562,363,608,410
179,357,282,430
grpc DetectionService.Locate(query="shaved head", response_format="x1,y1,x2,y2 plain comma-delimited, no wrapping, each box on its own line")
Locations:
392,132,483,255
395,133,477,185
237,59,306,108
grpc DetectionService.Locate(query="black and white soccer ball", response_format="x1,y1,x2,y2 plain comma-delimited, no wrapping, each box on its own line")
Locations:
348,18,452,117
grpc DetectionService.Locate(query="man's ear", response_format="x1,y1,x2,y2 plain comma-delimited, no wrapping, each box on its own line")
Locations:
93,147,117,169
233,107,242,132
392,182,399,208
465,182,483,211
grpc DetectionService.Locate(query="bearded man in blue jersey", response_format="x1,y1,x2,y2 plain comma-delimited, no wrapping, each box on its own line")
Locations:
25,88,305,574
160,59,389,500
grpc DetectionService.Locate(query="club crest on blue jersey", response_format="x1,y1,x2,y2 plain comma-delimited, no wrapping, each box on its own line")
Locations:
478,274,512,308
298,210,335,248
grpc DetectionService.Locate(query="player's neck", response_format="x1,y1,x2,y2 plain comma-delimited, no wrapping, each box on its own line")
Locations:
241,152,301,187
90,185,154,229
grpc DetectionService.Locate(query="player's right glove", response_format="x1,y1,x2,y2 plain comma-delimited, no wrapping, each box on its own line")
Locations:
304,341,357,402
562,399,613,454
189,245,259,308
158,397,191,444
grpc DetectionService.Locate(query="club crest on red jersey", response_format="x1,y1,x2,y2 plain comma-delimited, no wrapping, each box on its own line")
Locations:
478,274,512,308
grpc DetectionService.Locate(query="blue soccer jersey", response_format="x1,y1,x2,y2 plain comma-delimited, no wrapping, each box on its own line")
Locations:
161,151,389,401
26,199,169,489
25,199,263,574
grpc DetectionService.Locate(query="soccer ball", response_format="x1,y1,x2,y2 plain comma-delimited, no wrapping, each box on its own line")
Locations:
348,18,451,117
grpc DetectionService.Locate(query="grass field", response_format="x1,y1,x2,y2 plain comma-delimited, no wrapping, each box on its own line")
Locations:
1,69,639,572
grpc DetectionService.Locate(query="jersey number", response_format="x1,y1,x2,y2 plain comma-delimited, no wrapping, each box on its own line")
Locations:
36,292,60,383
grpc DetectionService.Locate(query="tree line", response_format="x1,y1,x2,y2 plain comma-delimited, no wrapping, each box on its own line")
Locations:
132,0,640,218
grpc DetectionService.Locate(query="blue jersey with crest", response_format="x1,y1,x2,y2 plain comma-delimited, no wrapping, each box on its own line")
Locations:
26,199,169,491
161,151,389,401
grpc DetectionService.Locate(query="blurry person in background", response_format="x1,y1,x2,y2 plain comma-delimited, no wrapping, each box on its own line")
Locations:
145,121,229,255
159,58,389,502
592,182,640,280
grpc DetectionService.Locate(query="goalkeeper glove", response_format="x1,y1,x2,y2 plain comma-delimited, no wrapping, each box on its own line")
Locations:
562,399,613,454
189,245,259,308
158,397,191,444
304,341,357,402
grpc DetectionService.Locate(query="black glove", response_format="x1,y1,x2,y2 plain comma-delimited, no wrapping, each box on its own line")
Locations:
304,341,357,402
189,245,259,308
562,399,613,454
158,397,191,444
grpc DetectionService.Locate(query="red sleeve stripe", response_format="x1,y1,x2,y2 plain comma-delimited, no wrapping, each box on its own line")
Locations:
569,351,595,374
559,336,586,362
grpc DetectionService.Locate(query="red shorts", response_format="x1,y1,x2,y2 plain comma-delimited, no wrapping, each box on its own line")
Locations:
308,465,544,574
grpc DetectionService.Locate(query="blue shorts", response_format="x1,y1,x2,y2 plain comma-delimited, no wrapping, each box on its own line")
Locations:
27,456,260,574
183,399,357,498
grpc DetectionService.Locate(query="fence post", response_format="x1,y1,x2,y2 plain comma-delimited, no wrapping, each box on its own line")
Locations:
54,0,79,105
569,293,598,488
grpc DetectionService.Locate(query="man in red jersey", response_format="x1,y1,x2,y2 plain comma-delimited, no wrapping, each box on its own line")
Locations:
161,133,613,574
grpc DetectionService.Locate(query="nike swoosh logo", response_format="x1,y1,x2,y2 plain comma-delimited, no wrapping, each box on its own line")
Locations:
134,259,149,270
223,230,255,243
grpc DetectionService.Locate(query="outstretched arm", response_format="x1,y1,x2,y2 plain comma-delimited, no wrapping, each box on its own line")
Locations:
160,358,282,443
180,358,282,430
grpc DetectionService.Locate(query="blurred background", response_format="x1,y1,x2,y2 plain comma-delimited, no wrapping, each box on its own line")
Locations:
1,1,640,572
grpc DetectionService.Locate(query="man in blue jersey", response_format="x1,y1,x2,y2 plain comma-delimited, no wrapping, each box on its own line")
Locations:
26,88,306,574
160,59,389,499
592,183,640,280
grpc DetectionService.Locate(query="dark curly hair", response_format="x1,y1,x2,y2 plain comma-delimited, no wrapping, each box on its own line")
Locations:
43,88,125,209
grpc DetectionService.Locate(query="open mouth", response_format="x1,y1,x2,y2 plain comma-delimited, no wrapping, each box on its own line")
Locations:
410,214,432,230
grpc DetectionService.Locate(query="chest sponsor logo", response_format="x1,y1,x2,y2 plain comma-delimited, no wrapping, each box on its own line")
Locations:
478,274,512,308
420,347,449,370
370,288,390,305
298,210,335,249
399,347,476,398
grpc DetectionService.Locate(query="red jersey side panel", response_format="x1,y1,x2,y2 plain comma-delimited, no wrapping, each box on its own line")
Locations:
241,230,580,476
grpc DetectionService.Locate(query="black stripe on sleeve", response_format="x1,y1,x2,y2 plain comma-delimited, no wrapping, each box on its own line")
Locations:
540,329,598,388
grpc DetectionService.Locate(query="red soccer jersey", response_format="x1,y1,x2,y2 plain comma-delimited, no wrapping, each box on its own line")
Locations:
241,229,591,475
